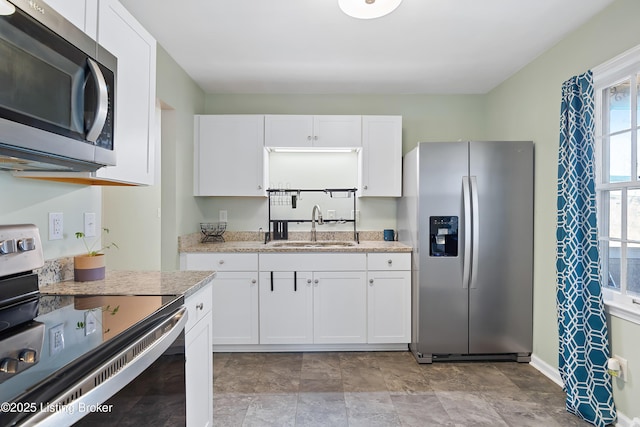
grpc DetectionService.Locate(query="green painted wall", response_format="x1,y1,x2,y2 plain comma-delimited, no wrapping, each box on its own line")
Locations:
0,174,101,260
202,93,488,233
155,45,206,270
205,94,488,154
485,0,640,418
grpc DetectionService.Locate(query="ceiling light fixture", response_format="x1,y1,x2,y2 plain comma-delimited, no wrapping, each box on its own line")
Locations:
0,0,15,15
338,0,402,20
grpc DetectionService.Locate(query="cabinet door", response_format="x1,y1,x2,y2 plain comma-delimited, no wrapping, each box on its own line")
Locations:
194,115,265,196
96,0,157,185
264,115,313,147
212,272,259,345
367,270,411,343
46,0,97,38
361,116,402,197
259,271,313,344
185,316,213,427
313,116,361,147
313,271,367,344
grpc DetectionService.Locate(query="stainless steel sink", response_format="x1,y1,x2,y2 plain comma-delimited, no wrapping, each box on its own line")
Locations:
269,241,357,248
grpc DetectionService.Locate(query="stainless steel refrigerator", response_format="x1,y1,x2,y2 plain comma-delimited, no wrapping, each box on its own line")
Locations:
397,141,533,363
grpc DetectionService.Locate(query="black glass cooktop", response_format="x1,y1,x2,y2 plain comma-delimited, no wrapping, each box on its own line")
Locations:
0,293,183,423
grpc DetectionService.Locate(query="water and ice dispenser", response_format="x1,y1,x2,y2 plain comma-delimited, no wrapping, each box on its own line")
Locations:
429,216,458,257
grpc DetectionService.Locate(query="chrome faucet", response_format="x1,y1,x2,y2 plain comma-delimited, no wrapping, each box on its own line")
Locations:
311,204,324,241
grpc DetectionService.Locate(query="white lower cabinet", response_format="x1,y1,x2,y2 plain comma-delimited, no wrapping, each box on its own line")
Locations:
212,272,259,345
259,271,313,344
259,253,367,345
367,270,411,343
313,271,367,344
181,253,259,345
185,284,213,427
181,251,410,350
367,253,411,344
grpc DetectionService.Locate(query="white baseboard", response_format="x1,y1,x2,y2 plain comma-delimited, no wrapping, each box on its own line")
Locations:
213,343,409,353
529,353,635,427
529,353,563,387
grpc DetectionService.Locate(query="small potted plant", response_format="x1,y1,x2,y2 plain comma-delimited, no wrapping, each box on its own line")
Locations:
74,228,118,282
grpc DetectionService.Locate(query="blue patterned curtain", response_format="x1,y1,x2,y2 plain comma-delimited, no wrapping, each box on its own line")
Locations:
556,70,616,427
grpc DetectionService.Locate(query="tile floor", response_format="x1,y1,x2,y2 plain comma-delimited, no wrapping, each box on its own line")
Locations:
213,351,592,427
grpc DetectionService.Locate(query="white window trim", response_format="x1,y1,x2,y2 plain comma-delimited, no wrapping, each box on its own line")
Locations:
593,44,640,325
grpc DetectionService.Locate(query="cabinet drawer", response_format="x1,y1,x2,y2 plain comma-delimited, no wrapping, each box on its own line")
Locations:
182,253,258,271
185,284,213,333
260,253,366,271
367,253,410,270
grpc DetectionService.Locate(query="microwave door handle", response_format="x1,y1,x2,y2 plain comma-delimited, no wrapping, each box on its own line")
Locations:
85,58,109,143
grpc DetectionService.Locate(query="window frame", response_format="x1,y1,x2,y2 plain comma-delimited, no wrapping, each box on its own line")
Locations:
593,45,640,325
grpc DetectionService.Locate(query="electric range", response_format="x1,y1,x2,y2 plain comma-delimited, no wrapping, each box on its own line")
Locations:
0,225,186,426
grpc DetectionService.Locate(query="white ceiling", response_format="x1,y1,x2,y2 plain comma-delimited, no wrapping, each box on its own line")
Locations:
119,0,614,95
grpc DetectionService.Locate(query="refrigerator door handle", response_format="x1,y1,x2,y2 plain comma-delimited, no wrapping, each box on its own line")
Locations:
462,176,471,289
470,176,480,289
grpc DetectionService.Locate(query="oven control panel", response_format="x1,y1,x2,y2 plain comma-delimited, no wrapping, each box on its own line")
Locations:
0,225,44,275
0,322,45,384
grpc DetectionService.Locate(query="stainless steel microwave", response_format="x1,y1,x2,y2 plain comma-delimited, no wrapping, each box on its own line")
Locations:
0,0,116,172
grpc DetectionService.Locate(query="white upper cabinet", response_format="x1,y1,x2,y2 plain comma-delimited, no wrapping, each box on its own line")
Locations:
194,115,265,196
41,0,156,186
360,116,402,197
265,115,362,147
45,0,98,38
94,0,157,185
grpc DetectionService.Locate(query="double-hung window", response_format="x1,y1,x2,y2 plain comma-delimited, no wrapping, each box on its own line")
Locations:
594,45,640,323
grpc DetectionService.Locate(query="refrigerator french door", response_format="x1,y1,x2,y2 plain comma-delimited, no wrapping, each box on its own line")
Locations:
405,141,533,363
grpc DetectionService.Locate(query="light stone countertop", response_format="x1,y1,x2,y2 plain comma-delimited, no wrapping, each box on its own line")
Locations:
180,240,412,253
38,270,216,299
180,230,411,253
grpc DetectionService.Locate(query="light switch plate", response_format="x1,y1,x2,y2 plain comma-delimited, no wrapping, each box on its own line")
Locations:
49,324,64,355
84,212,97,237
84,310,98,336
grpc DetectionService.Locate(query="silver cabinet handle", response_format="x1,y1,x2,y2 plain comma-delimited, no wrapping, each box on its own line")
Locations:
314,279,319,284
218,260,225,265
196,303,204,310
307,279,312,284
387,259,393,265
85,58,109,143
363,185,368,190
251,279,257,284
307,136,312,141
313,135,318,140
369,279,374,285
258,185,262,190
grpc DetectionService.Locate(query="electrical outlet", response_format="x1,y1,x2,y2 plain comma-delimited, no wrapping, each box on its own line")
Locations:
84,212,97,237
84,310,98,336
614,354,628,381
48,212,63,240
219,210,228,222
327,210,336,219
49,324,65,355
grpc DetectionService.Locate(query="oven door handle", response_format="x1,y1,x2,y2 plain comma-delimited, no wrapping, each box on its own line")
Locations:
85,58,110,143
29,306,187,427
